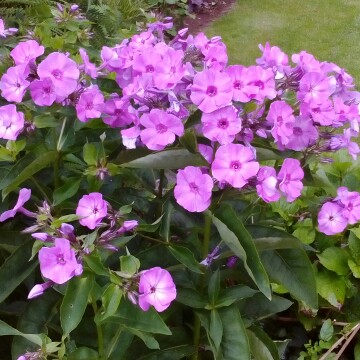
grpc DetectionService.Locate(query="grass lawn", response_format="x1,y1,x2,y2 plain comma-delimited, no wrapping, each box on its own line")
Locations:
205,0,360,83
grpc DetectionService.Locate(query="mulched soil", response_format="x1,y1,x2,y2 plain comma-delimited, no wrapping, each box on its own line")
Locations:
182,0,237,34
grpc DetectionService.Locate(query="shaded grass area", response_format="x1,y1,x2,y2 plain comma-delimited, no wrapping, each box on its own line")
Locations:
205,0,360,83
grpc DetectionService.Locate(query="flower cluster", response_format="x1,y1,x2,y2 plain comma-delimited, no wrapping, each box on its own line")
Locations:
318,187,360,235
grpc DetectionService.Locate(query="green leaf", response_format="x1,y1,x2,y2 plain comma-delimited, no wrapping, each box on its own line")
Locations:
0,240,38,303
120,149,207,169
33,114,58,128
126,328,160,349
208,269,221,306
137,216,163,233
219,305,251,360
0,320,44,347
261,249,318,309
316,269,345,309
320,319,334,342
176,288,207,308
348,259,360,278
292,218,316,245
53,177,82,206
355,341,360,360
96,284,123,323
103,325,133,360
83,253,109,276
212,205,271,299
247,326,280,360
179,129,198,153
168,245,203,274
120,254,140,275
215,285,258,308
318,247,350,276
105,300,171,335
83,143,98,166
51,214,80,228
68,347,99,360
349,230,360,264
247,225,304,250
60,274,94,335
210,309,223,352
1,150,57,198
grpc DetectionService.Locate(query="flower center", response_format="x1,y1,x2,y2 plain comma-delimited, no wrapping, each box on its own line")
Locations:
254,80,264,90
206,85,217,97
86,102,93,110
293,127,303,136
156,123,168,134
145,65,154,73
52,69,63,80
93,207,99,214
230,161,241,170
150,286,156,293
57,255,66,264
218,118,229,129
233,80,243,90
189,182,199,192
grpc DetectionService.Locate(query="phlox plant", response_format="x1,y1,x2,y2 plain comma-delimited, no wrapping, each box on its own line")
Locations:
2,7,360,360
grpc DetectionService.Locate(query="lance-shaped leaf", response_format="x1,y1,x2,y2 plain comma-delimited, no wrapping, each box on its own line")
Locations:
247,326,280,360
168,245,203,274
261,248,317,309
60,273,94,335
212,205,271,299
120,149,207,169
0,320,44,346
0,240,38,303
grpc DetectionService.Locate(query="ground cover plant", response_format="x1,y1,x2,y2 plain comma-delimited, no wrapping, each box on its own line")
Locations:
2,3,360,360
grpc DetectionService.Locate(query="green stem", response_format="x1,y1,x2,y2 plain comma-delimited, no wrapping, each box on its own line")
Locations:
158,169,164,199
192,213,212,360
137,233,169,245
92,300,104,359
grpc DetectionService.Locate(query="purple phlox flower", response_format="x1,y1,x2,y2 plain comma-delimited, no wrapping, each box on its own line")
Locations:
123,72,152,98
318,201,348,235
140,109,184,150
300,100,335,126
0,19,18,37
121,124,141,149
29,78,57,106
76,85,104,122
79,48,98,78
333,97,359,127
100,46,123,71
291,51,322,73
32,233,53,242
130,31,156,50
102,95,137,128
154,47,185,90
147,17,173,41
225,65,258,103
227,256,238,268
168,90,190,119
201,105,241,145
0,188,33,222
190,68,233,113
204,44,228,70
256,166,281,203
267,100,295,148
198,144,214,164
10,40,44,66
246,66,277,102
76,192,108,229
133,47,162,79
335,187,360,225
119,220,138,233
27,280,54,299
117,45,136,70
297,72,337,105
322,62,355,94
277,158,304,202
200,245,221,266
211,143,259,189
38,238,83,284
138,267,177,312
115,67,134,89
285,115,318,151
329,128,360,160
37,52,80,98
0,104,25,140
174,166,213,212
256,42,289,75
0,64,30,103
193,32,224,58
